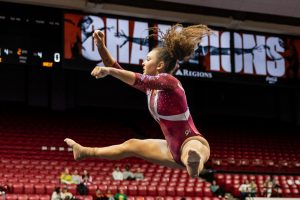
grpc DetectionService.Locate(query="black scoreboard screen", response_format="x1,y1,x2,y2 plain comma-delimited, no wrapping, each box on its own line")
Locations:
0,2,62,68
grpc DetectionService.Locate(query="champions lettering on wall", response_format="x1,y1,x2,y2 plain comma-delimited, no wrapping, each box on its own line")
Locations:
63,13,300,83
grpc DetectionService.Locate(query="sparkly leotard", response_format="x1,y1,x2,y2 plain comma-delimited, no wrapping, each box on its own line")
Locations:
112,62,203,165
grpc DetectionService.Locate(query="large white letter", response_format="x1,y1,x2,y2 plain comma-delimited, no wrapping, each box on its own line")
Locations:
266,37,285,77
106,18,130,64
243,34,256,74
117,20,130,64
81,15,104,61
234,32,243,73
253,35,267,75
130,21,149,65
220,32,231,72
210,31,220,71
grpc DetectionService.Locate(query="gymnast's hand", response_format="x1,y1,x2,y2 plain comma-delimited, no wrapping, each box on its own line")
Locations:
91,66,110,79
93,30,105,47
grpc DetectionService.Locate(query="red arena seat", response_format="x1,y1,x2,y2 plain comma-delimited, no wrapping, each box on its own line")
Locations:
108,185,118,195
12,183,24,194
157,186,167,196
35,184,46,194
39,195,51,200
24,183,35,194
45,184,56,195
6,194,18,200
194,187,203,196
138,186,147,196
185,186,195,196
128,185,138,196
203,187,213,197
147,186,157,196
166,187,176,196
18,194,29,200
28,195,39,200
145,196,155,200
175,187,185,197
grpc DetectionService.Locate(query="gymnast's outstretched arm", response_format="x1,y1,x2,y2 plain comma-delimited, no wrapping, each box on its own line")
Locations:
93,30,122,69
91,66,179,92
92,30,177,91
92,29,148,93
91,66,135,86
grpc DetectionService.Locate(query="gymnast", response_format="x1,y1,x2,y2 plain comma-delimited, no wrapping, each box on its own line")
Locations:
65,24,211,178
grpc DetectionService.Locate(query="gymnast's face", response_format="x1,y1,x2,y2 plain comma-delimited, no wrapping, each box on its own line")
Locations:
142,50,160,76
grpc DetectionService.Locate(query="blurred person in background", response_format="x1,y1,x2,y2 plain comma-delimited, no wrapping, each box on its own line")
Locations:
60,168,72,184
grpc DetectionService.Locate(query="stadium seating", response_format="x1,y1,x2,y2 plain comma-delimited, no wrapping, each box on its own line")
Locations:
0,113,299,199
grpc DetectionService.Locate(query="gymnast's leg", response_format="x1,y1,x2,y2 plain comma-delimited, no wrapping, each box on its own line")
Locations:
64,138,184,169
180,137,210,178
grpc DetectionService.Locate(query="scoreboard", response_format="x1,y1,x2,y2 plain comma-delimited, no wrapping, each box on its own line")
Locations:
0,2,62,68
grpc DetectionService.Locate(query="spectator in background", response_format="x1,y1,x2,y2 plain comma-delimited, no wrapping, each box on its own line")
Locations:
123,165,135,180
82,169,93,185
249,180,257,197
61,186,73,200
0,182,9,193
224,194,235,200
51,187,62,200
60,168,72,184
77,181,89,195
0,182,9,200
212,158,221,167
104,189,114,200
287,178,294,186
94,189,107,200
134,168,144,180
72,170,81,185
239,180,250,200
295,177,300,185
112,166,123,180
210,180,224,198
76,169,91,195
263,176,274,198
272,179,282,197
114,188,127,200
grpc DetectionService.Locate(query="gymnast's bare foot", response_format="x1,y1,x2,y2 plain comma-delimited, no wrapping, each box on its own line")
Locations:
64,138,85,161
186,149,202,178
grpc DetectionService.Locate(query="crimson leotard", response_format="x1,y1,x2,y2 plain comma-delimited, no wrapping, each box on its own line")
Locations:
112,62,203,165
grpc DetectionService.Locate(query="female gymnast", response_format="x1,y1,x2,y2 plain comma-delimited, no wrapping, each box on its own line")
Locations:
65,24,211,178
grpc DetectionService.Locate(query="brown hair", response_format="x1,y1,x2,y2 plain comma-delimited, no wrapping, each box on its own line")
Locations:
154,24,210,73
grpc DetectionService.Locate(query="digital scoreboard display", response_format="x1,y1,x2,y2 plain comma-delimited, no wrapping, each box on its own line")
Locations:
0,2,62,68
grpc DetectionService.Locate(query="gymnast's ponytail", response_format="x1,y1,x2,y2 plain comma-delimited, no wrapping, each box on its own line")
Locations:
153,24,210,73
